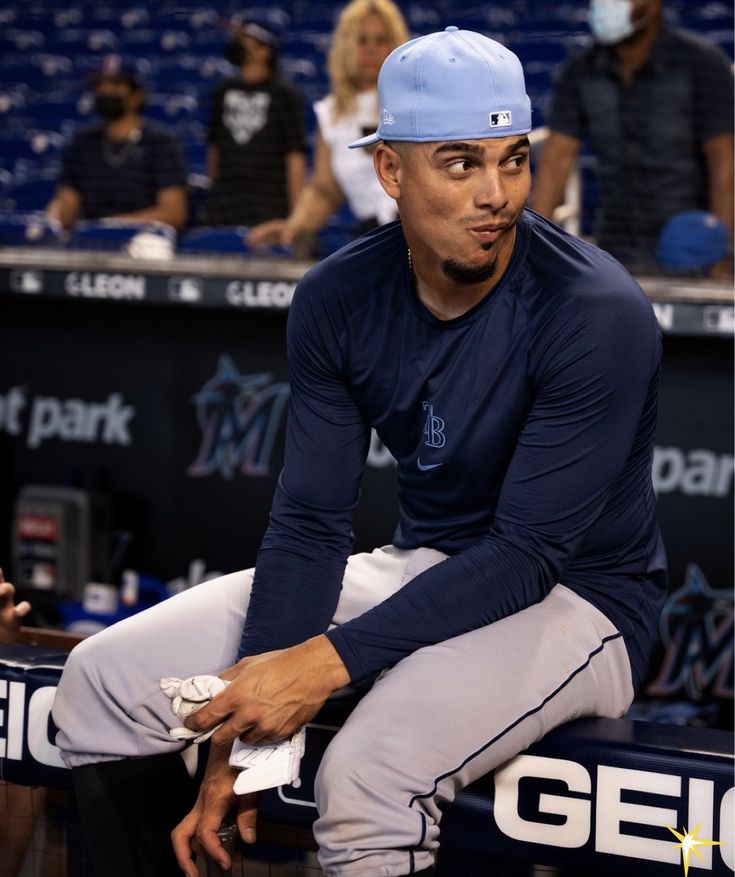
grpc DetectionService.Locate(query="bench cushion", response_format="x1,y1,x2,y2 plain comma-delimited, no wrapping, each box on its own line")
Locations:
1,643,732,874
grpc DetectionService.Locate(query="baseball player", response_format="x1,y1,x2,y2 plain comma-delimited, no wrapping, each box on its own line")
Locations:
52,27,666,877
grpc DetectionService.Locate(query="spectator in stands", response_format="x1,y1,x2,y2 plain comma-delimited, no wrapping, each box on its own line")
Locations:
201,11,307,227
248,0,409,252
45,56,188,231
533,0,734,273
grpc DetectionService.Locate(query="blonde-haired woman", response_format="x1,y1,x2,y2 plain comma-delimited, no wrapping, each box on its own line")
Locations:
248,0,409,251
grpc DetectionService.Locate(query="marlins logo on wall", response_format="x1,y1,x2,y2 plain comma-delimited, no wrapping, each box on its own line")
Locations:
187,354,290,479
647,563,733,702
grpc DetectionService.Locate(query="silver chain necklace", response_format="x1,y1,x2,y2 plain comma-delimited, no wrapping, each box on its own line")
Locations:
103,128,142,168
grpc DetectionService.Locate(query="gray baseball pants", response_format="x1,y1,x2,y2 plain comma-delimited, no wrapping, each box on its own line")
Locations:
53,545,634,876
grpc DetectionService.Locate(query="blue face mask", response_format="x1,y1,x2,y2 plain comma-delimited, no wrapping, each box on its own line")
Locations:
588,0,635,45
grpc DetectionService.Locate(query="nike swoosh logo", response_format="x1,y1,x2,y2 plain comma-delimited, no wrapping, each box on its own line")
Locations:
417,458,443,472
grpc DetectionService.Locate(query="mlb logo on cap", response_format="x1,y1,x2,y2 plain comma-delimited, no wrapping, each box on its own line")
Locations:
349,26,532,148
490,111,512,128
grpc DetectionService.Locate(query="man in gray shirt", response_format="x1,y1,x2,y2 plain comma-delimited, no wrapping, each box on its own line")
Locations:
534,0,733,273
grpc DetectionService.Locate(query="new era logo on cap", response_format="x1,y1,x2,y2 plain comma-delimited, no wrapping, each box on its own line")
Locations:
349,27,532,148
490,111,512,128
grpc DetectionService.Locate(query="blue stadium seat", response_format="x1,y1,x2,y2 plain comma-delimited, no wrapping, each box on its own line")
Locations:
178,225,290,257
145,93,201,127
0,130,67,169
1,177,58,212
66,220,176,253
186,9,223,31
158,29,193,53
178,225,251,253
0,7,19,27
0,87,33,133
150,61,215,95
281,56,323,89
318,204,357,257
0,56,67,91
0,29,46,52
49,8,87,31
51,28,119,55
185,141,207,173
188,29,229,54
22,96,92,138
118,8,152,31
0,146,51,183
0,213,62,246
116,29,166,51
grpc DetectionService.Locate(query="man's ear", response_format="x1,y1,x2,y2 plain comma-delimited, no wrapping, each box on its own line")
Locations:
373,143,403,200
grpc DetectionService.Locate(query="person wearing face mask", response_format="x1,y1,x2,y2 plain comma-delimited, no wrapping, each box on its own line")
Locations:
247,0,409,253
46,55,188,231
533,0,733,274
200,10,307,227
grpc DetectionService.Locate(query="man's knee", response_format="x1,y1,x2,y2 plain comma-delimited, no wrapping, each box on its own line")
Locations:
56,635,101,699
314,730,365,816
314,727,437,874
53,633,121,750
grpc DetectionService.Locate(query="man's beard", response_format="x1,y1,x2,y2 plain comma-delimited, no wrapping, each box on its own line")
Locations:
440,242,498,286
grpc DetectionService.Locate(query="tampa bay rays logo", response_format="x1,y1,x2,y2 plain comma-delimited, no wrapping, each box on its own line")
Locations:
187,354,290,479
647,563,733,701
422,401,446,448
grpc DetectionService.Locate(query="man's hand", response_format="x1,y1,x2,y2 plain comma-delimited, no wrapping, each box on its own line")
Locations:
171,743,258,877
171,636,348,874
184,635,350,746
0,569,31,644
247,218,294,249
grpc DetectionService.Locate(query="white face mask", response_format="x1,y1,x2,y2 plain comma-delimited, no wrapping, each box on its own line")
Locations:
588,0,635,45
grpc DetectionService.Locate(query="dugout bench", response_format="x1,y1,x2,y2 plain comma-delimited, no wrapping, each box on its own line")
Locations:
0,638,732,877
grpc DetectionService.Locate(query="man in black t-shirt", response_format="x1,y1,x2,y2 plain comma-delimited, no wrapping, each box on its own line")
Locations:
46,56,188,231
202,11,307,227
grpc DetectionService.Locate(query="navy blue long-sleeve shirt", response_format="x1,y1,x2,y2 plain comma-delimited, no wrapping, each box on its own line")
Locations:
239,211,667,690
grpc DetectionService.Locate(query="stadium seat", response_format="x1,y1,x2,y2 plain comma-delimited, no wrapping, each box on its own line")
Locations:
189,29,229,54
178,225,291,257
52,28,119,54
66,220,176,255
116,29,166,51
0,28,46,52
0,90,33,134
178,225,251,253
24,96,92,134
1,177,58,212
0,212,63,246
145,93,201,127
185,140,208,173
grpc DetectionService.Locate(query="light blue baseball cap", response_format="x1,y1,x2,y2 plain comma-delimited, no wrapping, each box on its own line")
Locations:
349,26,532,149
